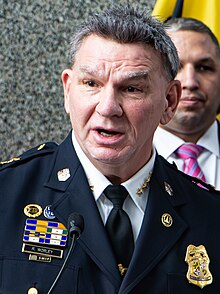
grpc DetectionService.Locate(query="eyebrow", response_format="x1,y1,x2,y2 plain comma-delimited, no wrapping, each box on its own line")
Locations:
196,57,216,64
79,66,149,80
180,56,216,65
79,66,98,76
125,71,149,80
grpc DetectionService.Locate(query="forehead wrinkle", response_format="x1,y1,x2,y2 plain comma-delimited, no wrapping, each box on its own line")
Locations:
78,65,115,81
78,65,149,82
79,66,102,77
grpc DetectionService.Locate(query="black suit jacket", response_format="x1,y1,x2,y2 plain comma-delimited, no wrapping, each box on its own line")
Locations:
0,132,220,293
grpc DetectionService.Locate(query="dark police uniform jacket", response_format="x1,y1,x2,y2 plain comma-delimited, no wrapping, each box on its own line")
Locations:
0,132,220,294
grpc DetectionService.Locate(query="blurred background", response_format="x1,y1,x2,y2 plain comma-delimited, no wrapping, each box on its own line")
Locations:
0,0,155,161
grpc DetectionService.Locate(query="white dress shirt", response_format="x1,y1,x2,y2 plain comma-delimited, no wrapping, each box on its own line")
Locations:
153,121,220,190
72,132,155,241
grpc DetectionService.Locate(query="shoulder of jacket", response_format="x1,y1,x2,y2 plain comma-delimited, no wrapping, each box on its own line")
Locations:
157,155,178,170
157,154,218,193
0,142,58,170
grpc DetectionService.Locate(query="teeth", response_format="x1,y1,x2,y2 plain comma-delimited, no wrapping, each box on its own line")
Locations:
100,131,114,137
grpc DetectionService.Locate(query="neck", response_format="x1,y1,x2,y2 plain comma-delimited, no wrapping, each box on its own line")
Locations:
160,125,207,143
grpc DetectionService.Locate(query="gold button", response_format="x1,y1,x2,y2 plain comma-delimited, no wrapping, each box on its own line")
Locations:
28,287,38,294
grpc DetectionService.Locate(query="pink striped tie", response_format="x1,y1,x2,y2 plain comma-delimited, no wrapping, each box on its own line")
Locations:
175,143,206,182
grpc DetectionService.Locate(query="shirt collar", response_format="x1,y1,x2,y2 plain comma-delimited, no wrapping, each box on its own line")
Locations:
72,132,111,201
197,121,219,157
122,153,154,212
154,121,219,157
153,127,184,157
72,131,155,212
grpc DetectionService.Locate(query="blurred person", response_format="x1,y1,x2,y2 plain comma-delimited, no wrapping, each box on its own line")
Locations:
154,17,220,190
0,6,220,294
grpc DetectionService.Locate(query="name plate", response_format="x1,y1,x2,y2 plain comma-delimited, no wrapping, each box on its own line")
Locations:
22,243,63,259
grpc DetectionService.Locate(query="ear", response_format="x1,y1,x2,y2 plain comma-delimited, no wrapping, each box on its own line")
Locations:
61,68,73,114
160,79,181,125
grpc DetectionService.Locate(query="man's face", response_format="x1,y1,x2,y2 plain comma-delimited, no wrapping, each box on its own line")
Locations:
62,35,179,180
164,30,220,137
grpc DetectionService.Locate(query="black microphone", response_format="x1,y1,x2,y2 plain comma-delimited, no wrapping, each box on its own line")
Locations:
47,213,84,294
69,212,84,239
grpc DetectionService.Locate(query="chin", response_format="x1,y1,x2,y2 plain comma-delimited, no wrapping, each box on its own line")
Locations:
172,111,199,125
95,155,123,165
91,150,126,165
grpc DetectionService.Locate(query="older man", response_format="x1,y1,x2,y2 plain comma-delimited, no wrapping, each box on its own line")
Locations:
0,6,220,294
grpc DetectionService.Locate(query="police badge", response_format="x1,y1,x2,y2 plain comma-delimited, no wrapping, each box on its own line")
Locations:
185,244,213,289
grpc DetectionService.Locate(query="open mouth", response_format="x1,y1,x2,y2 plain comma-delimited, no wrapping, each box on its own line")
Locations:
97,129,120,137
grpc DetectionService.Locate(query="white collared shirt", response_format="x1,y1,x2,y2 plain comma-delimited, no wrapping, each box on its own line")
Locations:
153,121,220,190
72,132,155,241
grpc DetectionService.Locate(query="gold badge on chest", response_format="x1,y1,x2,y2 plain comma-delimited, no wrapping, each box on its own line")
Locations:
185,244,213,289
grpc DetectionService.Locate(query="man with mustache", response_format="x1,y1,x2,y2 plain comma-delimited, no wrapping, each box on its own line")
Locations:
154,18,220,190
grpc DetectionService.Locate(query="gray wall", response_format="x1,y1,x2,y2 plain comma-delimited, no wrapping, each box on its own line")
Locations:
0,0,155,161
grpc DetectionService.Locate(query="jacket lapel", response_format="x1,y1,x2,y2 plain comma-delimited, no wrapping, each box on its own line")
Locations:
44,132,121,287
120,156,188,293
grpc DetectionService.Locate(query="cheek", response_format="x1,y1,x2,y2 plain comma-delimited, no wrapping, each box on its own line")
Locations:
128,102,155,132
69,97,95,128
202,80,220,103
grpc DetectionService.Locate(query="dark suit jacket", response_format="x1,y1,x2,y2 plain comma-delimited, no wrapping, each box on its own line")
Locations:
0,132,220,293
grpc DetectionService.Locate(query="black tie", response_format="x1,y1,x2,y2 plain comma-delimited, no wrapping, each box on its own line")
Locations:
104,185,134,276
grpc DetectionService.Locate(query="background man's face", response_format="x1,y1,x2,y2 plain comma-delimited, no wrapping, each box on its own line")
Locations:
165,30,220,136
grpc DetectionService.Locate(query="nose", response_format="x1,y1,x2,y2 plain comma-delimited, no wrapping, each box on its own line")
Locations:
96,86,123,117
178,64,199,91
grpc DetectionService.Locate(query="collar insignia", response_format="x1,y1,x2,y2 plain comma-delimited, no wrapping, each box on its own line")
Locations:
118,263,128,276
136,172,152,196
161,213,173,227
57,168,71,182
164,181,173,196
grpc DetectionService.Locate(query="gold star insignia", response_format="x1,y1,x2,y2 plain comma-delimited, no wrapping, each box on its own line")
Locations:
136,172,152,196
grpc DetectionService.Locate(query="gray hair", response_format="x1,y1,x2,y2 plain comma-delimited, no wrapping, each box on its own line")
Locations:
165,17,220,58
69,5,180,80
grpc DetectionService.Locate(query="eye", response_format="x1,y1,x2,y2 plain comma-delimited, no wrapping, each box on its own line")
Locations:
197,65,214,72
127,86,142,93
83,80,98,87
